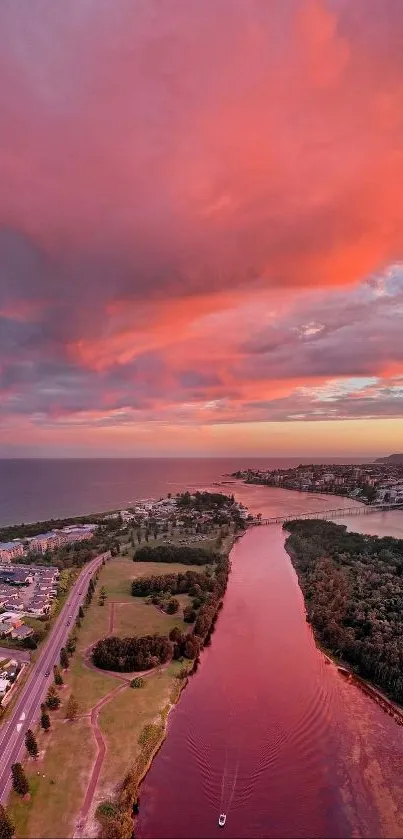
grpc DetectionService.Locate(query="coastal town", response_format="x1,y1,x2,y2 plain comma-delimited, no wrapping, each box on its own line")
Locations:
0,492,251,565
232,461,403,506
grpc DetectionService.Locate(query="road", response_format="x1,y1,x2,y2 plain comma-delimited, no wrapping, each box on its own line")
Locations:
0,551,110,803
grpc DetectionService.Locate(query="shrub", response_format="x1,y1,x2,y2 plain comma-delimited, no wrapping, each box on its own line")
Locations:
130,677,145,689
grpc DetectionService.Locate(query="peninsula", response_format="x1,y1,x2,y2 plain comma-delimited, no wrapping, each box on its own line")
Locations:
232,461,403,506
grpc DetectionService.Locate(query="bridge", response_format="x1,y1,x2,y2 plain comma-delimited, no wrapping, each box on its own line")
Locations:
258,503,402,526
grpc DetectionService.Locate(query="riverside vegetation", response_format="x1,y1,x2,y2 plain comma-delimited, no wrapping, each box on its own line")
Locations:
285,519,403,703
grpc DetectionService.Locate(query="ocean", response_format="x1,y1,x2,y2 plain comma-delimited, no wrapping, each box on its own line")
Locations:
0,457,368,527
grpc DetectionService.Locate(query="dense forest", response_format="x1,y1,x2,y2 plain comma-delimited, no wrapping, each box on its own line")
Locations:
285,519,403,703
134,544,217,565
92,634,172,672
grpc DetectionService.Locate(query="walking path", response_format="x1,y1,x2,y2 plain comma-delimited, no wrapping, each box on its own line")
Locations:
74,682,127,838
109,601,115,634
74,612,170,838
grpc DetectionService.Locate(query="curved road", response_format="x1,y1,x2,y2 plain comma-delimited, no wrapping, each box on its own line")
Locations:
0,551,110,803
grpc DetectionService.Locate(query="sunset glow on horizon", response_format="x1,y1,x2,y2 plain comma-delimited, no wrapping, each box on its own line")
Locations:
1,0,403,457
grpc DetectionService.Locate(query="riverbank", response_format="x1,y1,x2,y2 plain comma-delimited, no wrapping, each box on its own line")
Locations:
305,625,403,727
7,524,236,839
283,519,403,717
95,530,236,839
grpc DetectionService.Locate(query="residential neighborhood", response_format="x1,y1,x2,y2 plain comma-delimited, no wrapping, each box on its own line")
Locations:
0,563,60,644
0,523,97,562
0,655,24,705
232,462,403,506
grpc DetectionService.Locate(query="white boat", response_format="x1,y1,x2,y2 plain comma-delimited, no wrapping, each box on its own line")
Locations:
219,814,226,827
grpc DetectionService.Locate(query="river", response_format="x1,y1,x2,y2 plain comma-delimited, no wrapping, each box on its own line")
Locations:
136,487,403,839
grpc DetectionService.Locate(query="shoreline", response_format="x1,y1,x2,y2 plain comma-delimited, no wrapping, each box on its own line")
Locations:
235,477,367,507
284,541,403,726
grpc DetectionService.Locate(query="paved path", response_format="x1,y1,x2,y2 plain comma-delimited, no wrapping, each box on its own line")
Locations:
74,656,169,837
109,601,115,634
0,551,111,804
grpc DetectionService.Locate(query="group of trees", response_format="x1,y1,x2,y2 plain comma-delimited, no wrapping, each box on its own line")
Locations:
134,544,217,565
176,491,232,510
176,491,247,528
285,519,403,703
92,634,172,672
169,627,201,660
131,568,213,598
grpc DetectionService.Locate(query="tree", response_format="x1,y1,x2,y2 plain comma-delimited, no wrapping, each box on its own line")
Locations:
53,665,63,686
0,805,14,839
130,677,145,688
25,729,38,759
11,763,29,797
40,711,51,732
66,635,76,655
60,647,69,670
165,598,179,614
46,685,61,711
65,694,79,721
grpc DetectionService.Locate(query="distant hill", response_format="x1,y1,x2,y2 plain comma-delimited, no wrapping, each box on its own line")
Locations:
375,453,403,464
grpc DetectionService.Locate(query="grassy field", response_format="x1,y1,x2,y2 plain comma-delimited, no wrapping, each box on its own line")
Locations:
112,599,187,637
8,716,96,839
95,661,183,800
6,552,208,838
66,656,118,713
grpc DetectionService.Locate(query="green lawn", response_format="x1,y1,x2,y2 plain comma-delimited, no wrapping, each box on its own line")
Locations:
8,717,96,839
96,661,183,799
76,601,110,650
64,656,118,713
112,598,187,637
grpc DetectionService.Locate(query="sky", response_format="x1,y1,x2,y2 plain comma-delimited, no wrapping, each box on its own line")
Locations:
0,0,403,458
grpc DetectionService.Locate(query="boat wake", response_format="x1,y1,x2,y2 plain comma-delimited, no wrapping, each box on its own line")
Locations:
219,747,240,826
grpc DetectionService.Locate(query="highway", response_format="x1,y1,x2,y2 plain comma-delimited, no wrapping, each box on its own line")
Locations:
0,551,110,803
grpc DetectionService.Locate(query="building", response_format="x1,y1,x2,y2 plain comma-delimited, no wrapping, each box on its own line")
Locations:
0,541,24,562
0,622,13,637
0,567,33,586
0,678,10,697
11,625,34,641
28,532,62,553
